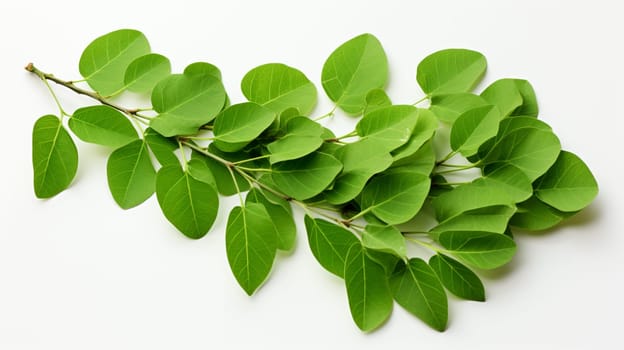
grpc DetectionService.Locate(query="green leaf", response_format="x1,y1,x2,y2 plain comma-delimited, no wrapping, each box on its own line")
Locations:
322,33,388,115
246,188,296,251
479,164,533,203
429,254,485,301
226,203,278,295
483,127,561,181
213,102,276,152
437,231,517,270
480,79,523,117
79,29,151,96
417,49,486,95
510,196,576,231
106,139,155,209
450,105,500,157
186,158,216,188
389,258,448,331
356,105,419,153
432,205,516,234
68,105,138,148
534,151,598,212
155,165,219,239
150,73,226,136
344,244,393,331
510,79,539,117
271,152,342,200
360,171,430,224
391,140,436,175
304,215,359,278
391,109,438,162
363,88,392,114
184,62,222,80
123,53,171,93
362,225,406,258
476,116,552,160
144,128,179,167
241,63,317,115
267,117,324,163
32,115,78,198
429,93,488,124
324,142,393,205
191,145,251,196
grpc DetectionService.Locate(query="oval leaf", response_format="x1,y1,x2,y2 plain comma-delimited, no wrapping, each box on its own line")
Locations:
417,49,486,95
356,105,419,153
191,146,251,196
150,73,226,137
389,258,448,331
79,29,151,96
246,189,296,251
304,216,359,278
534,151,598,212
271,152,342,200
267,117,324,163
429,93,489,124
32,115,78,198
226,203,278,295
510,196,576,231
213,102,276,152
345,244,393,331
429,253,485,301
450,105,500,157
144,128,179,167
510,79,539,117
124,53,171,93
432,205,516,235
480,79,523,117
437,231,517,270
241,63,317,115
184,62,222,80
68,105,138,148
155,165,219,239
362,225,406,258
322,33,388,115
107,139,156,209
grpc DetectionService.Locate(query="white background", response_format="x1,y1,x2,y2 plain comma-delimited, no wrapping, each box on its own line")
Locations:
1,0,623,349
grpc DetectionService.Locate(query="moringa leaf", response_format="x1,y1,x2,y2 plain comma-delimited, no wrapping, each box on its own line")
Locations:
534,151,598,212
450,105,500,157
68,105,138,148
363,88,392,114
32,115,78,198
267,117,324,163
271,152,342,200
480,79,523,117
344,244,393,331
432,205,516,235
213,102,276,152
510,196,577,231
184,62,222,80
437,231,517,270
510,79,539,117
123,53,171,93
155,164,218,239
429,253,485,301
390,258,448,331
356,105,419,153
144,128,179,167
191,145,251,196
226,203,278,295
429,93,489,124
186,158,216,188
322,33,388,115
241,63,317,115
362,224,406,258
107,139,155,209
79,29,151,96
391,109,438,162
417,49,486,95
246,188,296,251
304,215,359,278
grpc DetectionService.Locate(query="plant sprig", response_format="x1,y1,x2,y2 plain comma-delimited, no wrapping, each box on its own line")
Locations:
27,29,598,332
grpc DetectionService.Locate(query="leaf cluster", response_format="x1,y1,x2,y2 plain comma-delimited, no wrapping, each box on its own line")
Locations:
29,29,598,332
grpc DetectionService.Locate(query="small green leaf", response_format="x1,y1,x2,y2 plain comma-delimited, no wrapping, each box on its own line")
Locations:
389,258,448,331
344,244,393,331
184,62,222,80
429,93,489,124
483,127,561,181
432,205,516,234
356,105,419,153
226,203,278,295
363,88,392,114
534,151,598,212
213,102,276,152
437,231,516,270
123,53,171,93
429,254,485,301
475,116,552,161
362,225,406,258
150,73,226,136
191,145,251,196
155,164,219,239
450,105,500,157
68,105,138,148
79,29,151,96
510,196,577,231
107,139,155,209
391,109,438,163
480,79,523,117
360,171,430,224
186,158,216,188
391,140,436,175
241,63,317,115
304,215,359,278
144,128,179,167
417,49,486,95
510,79,539,117
271,152,342,200
322,33,388,115
267,117,324,163
32,115,78,198
246,189,296,251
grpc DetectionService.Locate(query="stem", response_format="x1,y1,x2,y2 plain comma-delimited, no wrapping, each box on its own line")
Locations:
436,150,458,165
405,236,441,253
231,154,271,165
433,163,479,175
412,95,430,106
313,107,336,121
